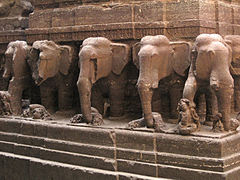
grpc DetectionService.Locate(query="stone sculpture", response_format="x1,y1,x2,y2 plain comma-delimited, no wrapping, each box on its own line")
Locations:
0,91,12,115
22,104,52,120
0,0,33,18
177,98,200,135
3,41,33,115
74,37,130,125
128,35,191,128
183,34,234,131
27,40,78,114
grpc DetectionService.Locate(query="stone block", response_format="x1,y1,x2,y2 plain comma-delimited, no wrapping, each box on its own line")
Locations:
134,2,163,23
233,5,240,25
47,125,114,146
44,139,115,158
39,148,116,171
115,130,154,151
0,141,14,153
199,0,215,22
166,0,199,22
157,164,224,180
34,122,48,137
117,148,156,163
218,22,233,36
20,121,35,136
156,133,221,158
74,5,132,26
29,10,52,28
17,134,45,147
52,8,75,27
0,131,17,143
4,155,30,180
0,119,21,134
0,155,4,180
117,159,157,177
218,1,232,23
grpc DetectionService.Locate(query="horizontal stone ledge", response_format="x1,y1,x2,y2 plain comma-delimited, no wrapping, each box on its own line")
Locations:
0,30,26,44
25,20,212,42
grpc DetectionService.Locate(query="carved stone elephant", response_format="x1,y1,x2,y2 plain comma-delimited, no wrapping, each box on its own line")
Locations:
224,35,240,112
77,37,130,125
183,34,233,131
27,40,78,114
3,41,35,115
129,35,191,128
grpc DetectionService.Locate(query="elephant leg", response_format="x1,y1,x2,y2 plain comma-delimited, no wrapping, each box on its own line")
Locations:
205,88,218,125
183,74,198,106
91,84,104,115
234,76,240,112
8,80,23,115
215,87,233,131
58,80,73,111
169,83,184,119
40,84,57,113
109,81,125,118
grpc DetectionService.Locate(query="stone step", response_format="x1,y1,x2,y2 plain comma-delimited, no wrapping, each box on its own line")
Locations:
0,151,163,180
1,117,240,179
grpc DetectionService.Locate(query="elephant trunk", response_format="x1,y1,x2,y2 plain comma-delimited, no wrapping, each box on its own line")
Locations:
137,81,154,128
3,56,12,79
78,77,92,123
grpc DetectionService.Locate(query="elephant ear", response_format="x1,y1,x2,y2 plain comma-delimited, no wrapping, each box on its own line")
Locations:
59,45,73,75
110,43,130,75
132,42,141,69
170,42,191,77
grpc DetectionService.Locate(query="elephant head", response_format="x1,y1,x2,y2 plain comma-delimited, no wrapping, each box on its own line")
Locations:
224,35,240,75
28,40,74,86
3,40,30,80
77,37,130,123
132,35,191,128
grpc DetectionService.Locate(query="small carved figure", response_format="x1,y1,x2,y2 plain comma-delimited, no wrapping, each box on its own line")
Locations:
177,98,200,135
212,113,224,132
128,35,191,128
0,0,33,17
75,37,130,125
22,104,52,120
212,113,240,132
27,40,78,114
183,34,233,131
0,91,12,115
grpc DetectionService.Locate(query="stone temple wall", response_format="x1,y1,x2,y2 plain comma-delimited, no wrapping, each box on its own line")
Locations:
26,0,240,43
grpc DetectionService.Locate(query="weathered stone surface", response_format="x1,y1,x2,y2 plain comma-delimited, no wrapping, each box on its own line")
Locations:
117,159,157,177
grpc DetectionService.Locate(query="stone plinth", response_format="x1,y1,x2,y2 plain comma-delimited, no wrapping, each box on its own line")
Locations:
0,117,240,179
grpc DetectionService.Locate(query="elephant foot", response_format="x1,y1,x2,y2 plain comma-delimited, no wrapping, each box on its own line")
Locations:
128,112,167,132
229,118,240,131
153,112,168,133
204,115,215,126
91,112,104,126
70,107,104,126
128,118,146,129
70,114,84,123
22,104,53,120
212,113,240,132
177,123,198,135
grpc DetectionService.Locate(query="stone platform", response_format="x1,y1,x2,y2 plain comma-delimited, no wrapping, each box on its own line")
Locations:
0,117,240,179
